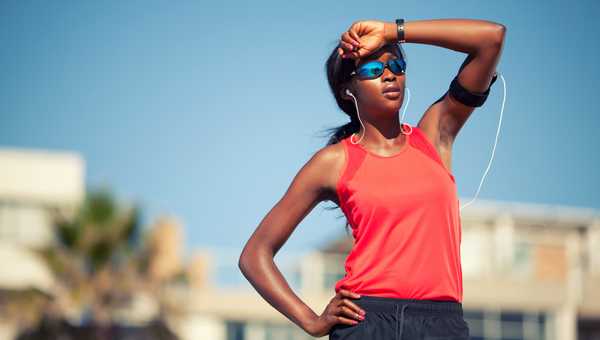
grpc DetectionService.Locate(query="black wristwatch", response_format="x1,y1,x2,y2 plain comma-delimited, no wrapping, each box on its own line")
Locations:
396,19,406,43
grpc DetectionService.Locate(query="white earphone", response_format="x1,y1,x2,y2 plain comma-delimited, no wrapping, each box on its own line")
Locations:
344,73,507,212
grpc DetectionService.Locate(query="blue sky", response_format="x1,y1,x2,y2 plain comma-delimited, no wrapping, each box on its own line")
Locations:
2,0,599,268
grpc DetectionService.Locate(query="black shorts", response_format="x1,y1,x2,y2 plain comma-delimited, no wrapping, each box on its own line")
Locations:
328,295,470,340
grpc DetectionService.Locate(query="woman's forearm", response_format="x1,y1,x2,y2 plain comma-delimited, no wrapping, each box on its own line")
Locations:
239,247,318,334
385,18,505,53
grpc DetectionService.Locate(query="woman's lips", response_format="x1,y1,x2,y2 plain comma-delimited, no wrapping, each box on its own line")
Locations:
383,90,402,99
382,85,401,94
382,85,402,99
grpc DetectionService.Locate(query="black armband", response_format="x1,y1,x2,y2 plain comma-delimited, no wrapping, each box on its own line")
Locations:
448,72,498,107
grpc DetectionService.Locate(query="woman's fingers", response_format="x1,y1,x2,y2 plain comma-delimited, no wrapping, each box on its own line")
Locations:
338,289,360,299
339,31,362,58
335,290,365,321
339,305,365,321
328,290,365,327
341,31,360,48
349,30,362,46
339,40,354,52
340,299,366,317
338,42,359,59
335,314,360,326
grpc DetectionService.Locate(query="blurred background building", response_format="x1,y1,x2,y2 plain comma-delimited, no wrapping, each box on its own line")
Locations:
0,147,84,338
163,200,600,340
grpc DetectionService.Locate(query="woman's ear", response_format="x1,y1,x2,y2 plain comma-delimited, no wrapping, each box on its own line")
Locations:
340,87,354,101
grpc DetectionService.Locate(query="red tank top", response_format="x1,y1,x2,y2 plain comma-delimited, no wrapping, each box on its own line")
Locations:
334,123,463,302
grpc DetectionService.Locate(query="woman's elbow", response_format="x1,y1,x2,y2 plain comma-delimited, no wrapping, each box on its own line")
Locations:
477,25,505,53
491,24,506,47
238,246,253,273
238,243,271,274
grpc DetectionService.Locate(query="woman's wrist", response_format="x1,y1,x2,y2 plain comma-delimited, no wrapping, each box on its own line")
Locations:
384,21,399,44
301,312,321,336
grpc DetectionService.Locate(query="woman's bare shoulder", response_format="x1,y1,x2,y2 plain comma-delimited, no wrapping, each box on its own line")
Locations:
310,140,346,201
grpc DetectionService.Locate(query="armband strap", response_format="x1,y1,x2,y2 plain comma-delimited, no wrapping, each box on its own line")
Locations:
448,72,498,107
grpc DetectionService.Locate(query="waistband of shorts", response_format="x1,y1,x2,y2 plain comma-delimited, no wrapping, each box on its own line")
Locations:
353,295,463,315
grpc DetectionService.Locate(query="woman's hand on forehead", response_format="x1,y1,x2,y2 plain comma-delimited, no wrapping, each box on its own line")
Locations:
338,20,397,60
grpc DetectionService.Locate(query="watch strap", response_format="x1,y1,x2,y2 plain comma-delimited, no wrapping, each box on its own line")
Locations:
396,19,406,43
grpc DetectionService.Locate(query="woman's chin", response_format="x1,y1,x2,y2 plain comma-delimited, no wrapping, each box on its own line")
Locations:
375,104,403,117
381,96,403,110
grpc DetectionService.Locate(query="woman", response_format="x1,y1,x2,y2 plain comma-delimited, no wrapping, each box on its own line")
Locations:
239,18,505,339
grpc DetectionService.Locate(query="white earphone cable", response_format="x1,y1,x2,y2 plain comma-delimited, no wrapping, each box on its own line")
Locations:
348,86,411,145
459,73,506,211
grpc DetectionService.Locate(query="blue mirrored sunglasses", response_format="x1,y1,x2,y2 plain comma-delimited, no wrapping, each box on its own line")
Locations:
350,58,406,80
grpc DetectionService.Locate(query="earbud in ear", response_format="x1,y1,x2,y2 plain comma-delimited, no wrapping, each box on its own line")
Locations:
345,89,353,96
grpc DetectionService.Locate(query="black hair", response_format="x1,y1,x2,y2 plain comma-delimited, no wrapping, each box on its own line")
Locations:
317,40,407,234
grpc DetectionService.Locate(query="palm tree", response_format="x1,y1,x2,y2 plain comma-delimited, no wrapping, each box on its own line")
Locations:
44,187,142,325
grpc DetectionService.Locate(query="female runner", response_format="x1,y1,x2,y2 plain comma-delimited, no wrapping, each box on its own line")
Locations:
239,18,506,339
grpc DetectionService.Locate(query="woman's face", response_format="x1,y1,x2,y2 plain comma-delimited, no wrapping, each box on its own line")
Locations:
347,45,406,118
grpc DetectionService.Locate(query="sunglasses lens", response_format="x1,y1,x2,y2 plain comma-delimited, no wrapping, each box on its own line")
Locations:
389,59,406,74
357,61,384,79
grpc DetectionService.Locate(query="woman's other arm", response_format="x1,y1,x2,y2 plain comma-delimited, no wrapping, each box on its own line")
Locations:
238,146,365,337
406,19,506,149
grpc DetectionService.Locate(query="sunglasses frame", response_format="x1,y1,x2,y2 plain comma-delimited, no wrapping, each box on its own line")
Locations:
350,58,407,80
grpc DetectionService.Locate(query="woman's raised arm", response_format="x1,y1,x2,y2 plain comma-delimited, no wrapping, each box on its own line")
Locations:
406,19,506,147
338,18,506,172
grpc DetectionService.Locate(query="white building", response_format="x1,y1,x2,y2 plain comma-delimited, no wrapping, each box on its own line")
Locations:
0,147,85,339
0,147,84,249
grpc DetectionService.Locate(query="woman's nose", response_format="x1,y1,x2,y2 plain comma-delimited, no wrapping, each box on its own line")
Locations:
382,67,396,81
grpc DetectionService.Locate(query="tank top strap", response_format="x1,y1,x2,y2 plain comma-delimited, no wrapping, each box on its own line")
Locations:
339,135,368,188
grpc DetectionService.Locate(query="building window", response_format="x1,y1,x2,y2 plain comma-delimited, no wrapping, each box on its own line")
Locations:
513,240,533,279
322,254,346,291
464,308,547,340
226,320,245,340
263,322,313,340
